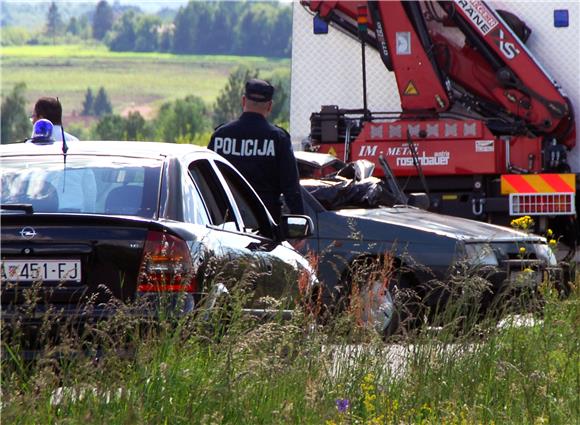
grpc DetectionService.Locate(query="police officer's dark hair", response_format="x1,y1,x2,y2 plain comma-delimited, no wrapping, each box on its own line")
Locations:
34,97,62,125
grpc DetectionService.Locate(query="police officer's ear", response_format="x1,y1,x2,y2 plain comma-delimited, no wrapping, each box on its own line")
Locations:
266,100,273,114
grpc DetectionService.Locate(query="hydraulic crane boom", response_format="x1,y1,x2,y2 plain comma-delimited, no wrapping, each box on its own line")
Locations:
307,0,451,113
436,0,574,147
304,0,576,148
300,0,579,248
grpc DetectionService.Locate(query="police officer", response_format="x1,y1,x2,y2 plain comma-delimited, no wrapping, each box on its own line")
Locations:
209,78,304,220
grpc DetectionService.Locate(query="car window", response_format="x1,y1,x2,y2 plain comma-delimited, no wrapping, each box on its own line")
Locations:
188,160,238,231
1,156,161,218
215,161,273,239
183,171,211,225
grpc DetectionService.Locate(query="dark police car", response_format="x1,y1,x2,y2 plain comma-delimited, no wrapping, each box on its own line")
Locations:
1,141,315,355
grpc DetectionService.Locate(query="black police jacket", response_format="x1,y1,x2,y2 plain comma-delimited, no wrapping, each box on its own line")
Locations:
208,112,304,217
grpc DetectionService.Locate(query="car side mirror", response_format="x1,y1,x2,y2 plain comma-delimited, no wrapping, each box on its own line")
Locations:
279,215,313,240
407,193,430,210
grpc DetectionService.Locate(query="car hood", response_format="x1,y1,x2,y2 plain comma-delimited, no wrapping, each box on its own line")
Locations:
330,205,543,243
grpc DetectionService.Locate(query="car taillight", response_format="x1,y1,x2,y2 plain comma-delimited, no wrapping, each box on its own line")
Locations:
137,230,197,293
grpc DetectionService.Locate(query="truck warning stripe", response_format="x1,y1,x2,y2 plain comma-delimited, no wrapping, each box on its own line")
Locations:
501,174,575,194
540,174,576,192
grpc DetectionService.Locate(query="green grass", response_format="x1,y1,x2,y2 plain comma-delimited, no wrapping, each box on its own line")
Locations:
1,44,290,119
2,280,578,424
1,44,287,63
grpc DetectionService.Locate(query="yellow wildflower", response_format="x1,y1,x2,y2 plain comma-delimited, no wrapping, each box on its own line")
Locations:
369,415,385,425
361,373,377,415
511,215,535,231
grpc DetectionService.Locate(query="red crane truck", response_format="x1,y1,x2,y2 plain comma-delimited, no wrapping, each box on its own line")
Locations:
294,0,579,254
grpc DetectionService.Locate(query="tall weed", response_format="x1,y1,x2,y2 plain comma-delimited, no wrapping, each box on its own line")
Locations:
2,263,577,424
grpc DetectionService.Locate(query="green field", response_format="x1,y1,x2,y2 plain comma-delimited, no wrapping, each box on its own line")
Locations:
1,44,290,121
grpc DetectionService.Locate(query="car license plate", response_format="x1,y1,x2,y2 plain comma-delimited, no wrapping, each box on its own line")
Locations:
1,259,81,283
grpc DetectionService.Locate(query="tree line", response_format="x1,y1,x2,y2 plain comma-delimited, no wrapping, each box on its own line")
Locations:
7,1,292,58
1,66,289,145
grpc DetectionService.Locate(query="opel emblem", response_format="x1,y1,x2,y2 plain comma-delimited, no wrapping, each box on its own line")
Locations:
20,227,37,240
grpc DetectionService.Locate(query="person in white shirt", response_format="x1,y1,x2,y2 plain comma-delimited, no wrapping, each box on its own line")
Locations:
28,98,95,212
30,97,79,142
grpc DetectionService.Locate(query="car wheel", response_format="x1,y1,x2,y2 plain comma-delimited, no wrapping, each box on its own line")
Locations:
347,257,419,339
359,278,399,337
199,282,234,338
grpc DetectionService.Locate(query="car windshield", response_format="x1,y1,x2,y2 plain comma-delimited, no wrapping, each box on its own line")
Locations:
1,155,162,218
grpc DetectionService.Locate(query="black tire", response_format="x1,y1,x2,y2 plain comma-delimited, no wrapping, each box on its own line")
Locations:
358,277,398,336
382,275,421,339
347,257,419,339
197,283,235,339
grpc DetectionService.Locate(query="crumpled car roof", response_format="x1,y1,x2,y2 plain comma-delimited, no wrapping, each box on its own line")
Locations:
301,177,398,210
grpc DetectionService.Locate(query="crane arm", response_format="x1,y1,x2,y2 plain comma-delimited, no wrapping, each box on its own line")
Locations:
302,0,575,148
305,0,451,113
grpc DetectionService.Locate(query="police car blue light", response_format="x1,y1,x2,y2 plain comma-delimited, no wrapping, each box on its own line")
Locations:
31,118,54,143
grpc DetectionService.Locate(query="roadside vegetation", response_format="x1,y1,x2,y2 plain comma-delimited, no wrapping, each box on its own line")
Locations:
2,262,578,424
